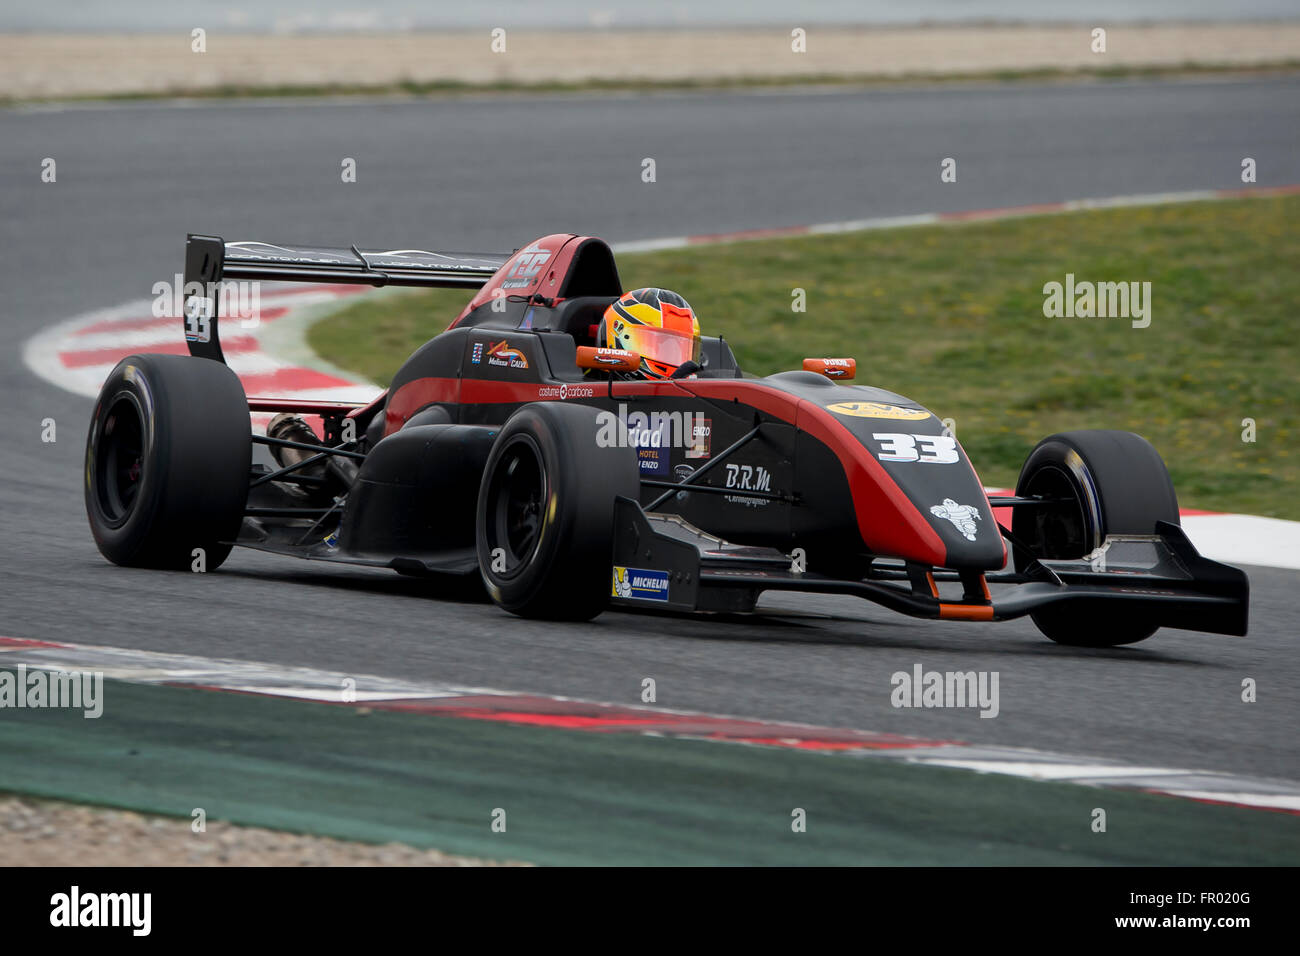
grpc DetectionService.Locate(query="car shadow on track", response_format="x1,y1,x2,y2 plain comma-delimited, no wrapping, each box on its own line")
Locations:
214,565,494,603
596,605,1212,667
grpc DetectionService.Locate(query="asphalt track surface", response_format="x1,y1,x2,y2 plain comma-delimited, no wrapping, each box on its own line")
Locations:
2,78,1298,784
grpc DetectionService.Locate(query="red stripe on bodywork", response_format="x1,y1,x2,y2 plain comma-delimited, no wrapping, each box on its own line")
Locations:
383,375,951,563
381,376,680,434
384,376,459,433
672,379,951,565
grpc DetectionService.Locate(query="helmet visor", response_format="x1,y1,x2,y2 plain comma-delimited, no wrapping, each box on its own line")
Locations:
616,324,701,371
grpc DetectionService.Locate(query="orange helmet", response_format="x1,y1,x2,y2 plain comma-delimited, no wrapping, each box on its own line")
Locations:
598,288,701,379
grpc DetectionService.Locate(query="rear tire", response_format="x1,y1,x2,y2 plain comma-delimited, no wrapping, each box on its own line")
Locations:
1013,430,1178,647
476,402,637,620
85,354,251,570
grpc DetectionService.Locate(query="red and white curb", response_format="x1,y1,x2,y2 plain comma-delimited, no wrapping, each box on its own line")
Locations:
2,636,1297,814
22,283,383,432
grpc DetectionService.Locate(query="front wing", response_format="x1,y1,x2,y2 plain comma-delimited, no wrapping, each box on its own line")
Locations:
609,500,1249,636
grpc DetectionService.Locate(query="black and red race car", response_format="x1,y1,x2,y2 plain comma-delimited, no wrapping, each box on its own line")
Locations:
83,232,1248,646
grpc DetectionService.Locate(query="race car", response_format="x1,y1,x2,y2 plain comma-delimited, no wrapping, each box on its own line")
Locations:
82,232,1249,646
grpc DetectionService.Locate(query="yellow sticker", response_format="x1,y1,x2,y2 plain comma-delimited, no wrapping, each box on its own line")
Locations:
612,566,631,598
826,402,930,420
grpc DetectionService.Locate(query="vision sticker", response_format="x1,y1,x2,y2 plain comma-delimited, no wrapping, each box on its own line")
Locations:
470,342,484,364
612,566,670,602
826,402,929,420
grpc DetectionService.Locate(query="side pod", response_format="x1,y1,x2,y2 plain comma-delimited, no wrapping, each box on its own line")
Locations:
338,424,499,570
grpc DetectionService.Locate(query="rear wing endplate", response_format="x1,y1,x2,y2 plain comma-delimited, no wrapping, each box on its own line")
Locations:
182,234,510,362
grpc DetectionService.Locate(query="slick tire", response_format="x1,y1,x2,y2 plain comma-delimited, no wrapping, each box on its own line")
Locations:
85,354,251,571
476,402,638,621
1013,430,1179,647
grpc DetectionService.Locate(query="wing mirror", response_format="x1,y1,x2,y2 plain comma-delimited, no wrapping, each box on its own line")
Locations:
803,358,856,380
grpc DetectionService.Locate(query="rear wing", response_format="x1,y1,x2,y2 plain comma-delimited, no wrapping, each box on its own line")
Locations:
182,234,510,362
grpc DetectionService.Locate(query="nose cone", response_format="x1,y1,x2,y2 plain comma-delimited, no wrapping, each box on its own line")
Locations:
832,410,1004,568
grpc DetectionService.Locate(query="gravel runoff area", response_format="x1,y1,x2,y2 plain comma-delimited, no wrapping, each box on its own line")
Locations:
3,23,1299,100
0,796,523,866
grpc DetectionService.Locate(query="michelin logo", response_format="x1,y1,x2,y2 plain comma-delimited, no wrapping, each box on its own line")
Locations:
612,566,670,602
930,498,981,541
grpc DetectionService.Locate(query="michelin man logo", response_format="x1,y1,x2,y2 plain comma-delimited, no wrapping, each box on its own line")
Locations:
930,498,981,541
613,566,632,598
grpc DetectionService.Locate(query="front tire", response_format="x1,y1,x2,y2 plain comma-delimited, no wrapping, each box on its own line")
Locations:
1013,430,1179,647
476,402,637,620
85,354,251,570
